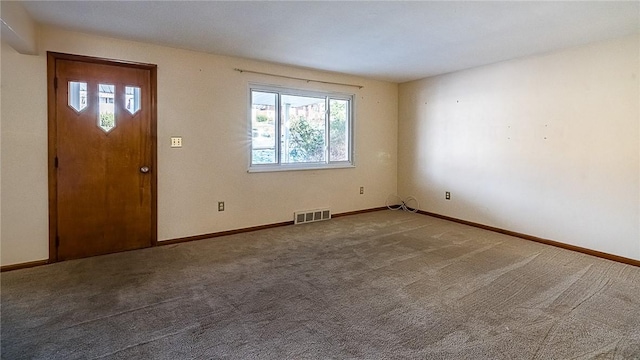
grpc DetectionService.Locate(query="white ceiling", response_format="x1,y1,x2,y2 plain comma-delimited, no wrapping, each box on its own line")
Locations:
20,1,640,83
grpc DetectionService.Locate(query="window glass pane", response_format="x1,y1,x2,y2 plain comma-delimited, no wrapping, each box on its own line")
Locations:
329,99,349,162
98,84,116,133
248,85,354,171
281,95,325,163
125,86,141,115
251,91,277,164
68,81,87,112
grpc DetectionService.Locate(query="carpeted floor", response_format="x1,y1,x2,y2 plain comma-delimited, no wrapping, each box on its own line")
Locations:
2,210,639,359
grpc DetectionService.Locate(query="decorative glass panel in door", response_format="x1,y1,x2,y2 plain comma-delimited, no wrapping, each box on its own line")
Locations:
125,86,141,115
68,81,87,112
98,84,115,133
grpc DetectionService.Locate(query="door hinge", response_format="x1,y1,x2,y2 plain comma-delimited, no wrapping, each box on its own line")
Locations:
54,77,58,89
55,235,60,248
54,156,59,168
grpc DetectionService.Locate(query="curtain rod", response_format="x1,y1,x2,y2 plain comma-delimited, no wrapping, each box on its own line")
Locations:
234,68,363,89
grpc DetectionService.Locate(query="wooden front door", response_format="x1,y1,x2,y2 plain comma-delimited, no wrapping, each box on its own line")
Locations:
48,53,157,261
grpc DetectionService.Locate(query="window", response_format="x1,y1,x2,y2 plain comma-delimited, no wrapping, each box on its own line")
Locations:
249,85,354,171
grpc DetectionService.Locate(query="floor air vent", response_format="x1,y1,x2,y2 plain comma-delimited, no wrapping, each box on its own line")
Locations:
294,209,331,225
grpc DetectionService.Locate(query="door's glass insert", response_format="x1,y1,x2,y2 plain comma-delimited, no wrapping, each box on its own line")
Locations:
98,84,116,133
125,86,141,115
68,81,87,112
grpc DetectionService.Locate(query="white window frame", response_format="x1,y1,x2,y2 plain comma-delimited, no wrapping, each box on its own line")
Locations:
248,84,355,172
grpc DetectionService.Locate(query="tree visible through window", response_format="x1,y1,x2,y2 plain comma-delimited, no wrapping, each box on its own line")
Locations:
250,86,353,170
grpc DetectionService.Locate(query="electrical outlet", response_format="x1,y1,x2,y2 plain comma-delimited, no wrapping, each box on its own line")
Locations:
360,186,364,195
218,201,225,211
170,136,182,148
445,192,451,200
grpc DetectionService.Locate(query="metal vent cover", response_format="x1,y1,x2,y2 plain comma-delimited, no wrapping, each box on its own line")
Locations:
294,208,331,224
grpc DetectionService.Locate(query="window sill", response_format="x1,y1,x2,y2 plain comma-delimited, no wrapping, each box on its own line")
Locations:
248,163,355,173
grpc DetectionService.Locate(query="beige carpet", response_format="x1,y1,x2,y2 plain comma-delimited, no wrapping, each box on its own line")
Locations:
2,210,639,359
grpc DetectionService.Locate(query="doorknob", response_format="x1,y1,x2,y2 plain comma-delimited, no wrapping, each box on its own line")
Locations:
140,166,150,173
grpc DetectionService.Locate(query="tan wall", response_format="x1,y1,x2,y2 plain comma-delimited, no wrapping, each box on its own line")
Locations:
0,27,398,266
399,35,640,260
2,25,637,266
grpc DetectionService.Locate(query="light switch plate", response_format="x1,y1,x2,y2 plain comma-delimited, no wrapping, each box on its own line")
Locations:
170,137,182,148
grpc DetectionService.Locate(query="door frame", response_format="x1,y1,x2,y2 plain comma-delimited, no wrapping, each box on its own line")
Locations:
47,52,158,262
